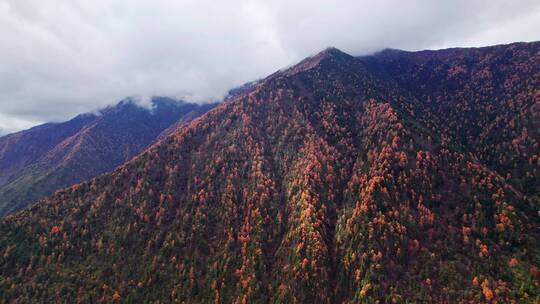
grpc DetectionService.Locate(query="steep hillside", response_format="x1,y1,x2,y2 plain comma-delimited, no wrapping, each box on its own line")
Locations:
0,43,538,303
0,98,216,216
361,42,540,196
0,114,96,186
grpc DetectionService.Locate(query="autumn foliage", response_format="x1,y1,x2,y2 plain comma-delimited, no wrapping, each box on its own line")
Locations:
0,42,539,303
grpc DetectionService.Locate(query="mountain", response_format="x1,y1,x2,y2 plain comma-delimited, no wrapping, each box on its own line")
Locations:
0,98,216,216
1,42,539,303
361,42,540,197
224,80,260,99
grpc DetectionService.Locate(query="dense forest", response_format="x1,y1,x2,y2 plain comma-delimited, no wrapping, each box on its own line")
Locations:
0,42,539,303
0,98,216,217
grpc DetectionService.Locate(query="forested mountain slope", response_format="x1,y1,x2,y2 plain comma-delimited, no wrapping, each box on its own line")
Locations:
0,98,216,216
362,42,540,196
0,42,538,303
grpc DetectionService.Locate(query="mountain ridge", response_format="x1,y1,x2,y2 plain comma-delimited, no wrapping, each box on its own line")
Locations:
0,98,217,216
0,41,539,303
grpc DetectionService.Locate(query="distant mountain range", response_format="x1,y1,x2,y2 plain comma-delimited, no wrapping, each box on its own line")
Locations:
0,42,539,302
0,98,216,216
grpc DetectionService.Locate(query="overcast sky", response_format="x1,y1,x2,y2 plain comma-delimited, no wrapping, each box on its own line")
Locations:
1,0,539,135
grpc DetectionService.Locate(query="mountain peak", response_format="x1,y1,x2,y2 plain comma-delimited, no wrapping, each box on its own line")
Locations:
279,46,354,76
318,46,348,57
309,46,353,63
1,41,539,303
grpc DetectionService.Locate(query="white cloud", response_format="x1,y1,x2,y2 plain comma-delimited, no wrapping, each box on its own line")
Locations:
0,112,38,135
0,0,539,133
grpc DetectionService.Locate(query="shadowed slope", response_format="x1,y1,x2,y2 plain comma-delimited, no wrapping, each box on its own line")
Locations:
0,98,217,216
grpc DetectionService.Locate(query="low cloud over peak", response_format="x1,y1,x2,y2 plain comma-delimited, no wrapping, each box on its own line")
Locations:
1,0,539,134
